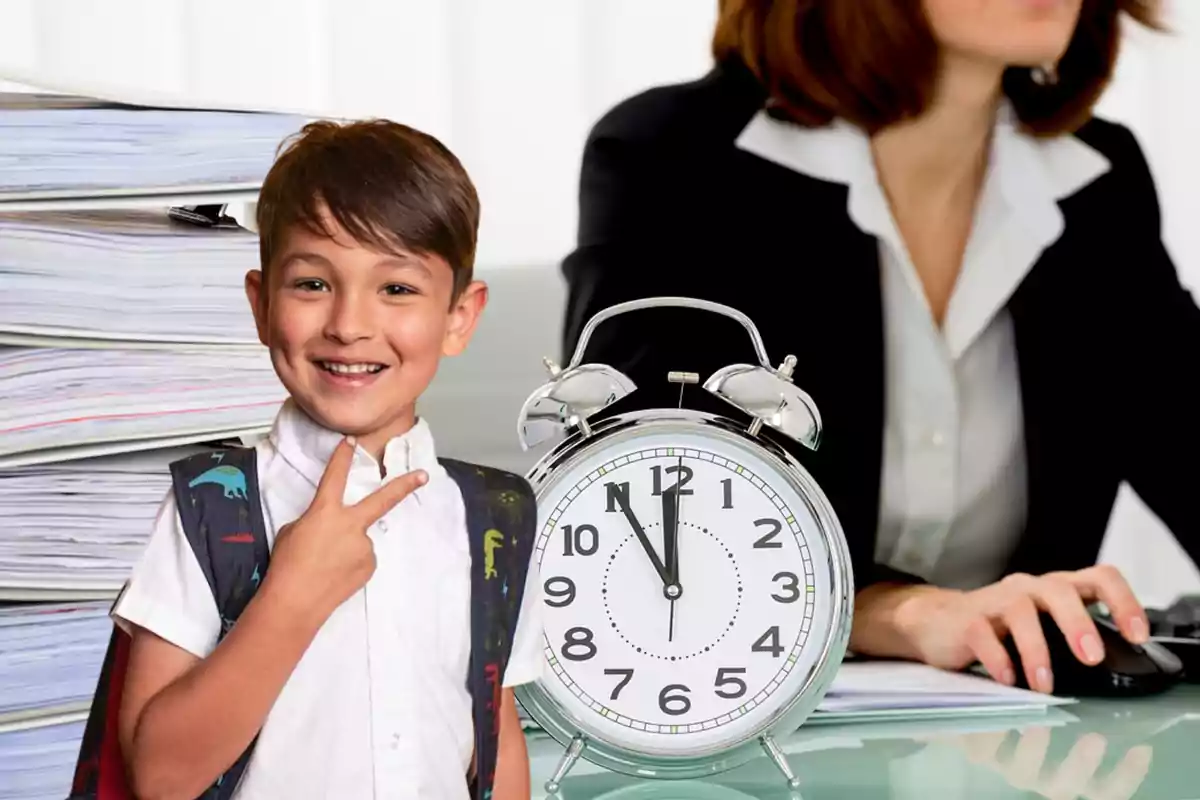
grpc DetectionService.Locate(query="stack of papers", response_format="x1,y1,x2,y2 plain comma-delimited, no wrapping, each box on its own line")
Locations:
811,661,1073,722
0,719,87,800
0,93,308,208
0,211,260,346
0,448,201,599
0,345,284,468
0,602,111,726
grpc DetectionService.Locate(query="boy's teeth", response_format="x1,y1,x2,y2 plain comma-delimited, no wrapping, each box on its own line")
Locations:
323,362,381,375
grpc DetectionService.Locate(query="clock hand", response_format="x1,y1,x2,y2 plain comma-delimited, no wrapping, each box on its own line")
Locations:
662,487,678,586
614,491,669,585
662,482,683,641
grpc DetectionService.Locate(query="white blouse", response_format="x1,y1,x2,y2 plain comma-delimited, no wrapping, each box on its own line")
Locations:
735,103,1111,589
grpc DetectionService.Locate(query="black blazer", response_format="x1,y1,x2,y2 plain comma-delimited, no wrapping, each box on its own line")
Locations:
560,60,1200,590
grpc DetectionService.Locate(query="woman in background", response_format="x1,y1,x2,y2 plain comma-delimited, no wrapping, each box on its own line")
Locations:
560,0,1199,693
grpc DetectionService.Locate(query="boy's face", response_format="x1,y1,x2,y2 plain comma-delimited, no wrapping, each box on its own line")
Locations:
245,209,486,457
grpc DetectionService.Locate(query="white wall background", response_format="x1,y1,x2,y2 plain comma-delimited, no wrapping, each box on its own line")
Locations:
1,0,1196,604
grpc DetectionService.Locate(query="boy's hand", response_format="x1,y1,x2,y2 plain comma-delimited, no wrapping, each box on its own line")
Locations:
265,436,427,624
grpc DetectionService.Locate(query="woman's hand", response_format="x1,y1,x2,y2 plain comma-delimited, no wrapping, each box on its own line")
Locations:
851,565,1150,693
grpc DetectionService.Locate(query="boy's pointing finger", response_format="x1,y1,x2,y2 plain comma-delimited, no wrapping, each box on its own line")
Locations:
315,436,358,506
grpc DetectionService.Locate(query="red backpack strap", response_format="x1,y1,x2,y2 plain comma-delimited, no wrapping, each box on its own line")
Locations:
439,458,537,800
67,618,134,800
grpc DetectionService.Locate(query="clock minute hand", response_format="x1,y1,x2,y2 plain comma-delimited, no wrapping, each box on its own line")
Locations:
662,485,682,643
615,492,669,585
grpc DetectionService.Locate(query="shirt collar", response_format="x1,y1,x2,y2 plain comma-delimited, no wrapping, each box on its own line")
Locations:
733,100,1111,244
270,399,440,491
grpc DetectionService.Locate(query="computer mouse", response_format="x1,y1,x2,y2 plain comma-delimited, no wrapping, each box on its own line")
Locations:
1003,610,1184,697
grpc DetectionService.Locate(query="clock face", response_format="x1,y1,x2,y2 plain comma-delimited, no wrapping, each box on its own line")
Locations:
529,424,837,757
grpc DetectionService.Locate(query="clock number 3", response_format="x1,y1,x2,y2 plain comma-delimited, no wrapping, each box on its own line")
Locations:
771,571,801,603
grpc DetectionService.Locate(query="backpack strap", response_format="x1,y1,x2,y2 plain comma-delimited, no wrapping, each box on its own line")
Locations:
67,618,134,800
67,447,270,800
169,447,271,800
439,458,537,800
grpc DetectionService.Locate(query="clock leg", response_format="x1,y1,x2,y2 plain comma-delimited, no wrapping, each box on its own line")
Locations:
544,734,587,795
760,734,802,791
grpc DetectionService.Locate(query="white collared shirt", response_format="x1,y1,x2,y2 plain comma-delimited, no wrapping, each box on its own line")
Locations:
736,104,1110,589
113,400,544,799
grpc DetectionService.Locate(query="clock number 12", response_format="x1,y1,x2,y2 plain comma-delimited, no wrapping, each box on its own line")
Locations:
651,465,694,496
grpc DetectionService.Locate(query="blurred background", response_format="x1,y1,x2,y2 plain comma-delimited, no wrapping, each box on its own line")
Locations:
0,0,1196,603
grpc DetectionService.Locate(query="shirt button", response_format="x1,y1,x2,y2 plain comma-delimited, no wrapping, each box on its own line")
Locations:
391,732,401,750
377,520,388,534
929,430,945,447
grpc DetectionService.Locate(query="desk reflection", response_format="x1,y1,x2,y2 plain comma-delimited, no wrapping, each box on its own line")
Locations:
532,686,1200,799
908,726,1152,800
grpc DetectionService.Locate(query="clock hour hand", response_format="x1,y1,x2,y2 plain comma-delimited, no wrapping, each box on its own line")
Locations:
661,487,681,589
614,491,669,585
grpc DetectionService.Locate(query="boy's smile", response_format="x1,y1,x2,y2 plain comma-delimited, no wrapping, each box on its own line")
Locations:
245,206,486,460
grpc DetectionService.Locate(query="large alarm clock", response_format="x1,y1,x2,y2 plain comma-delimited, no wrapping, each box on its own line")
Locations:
514,297,854,793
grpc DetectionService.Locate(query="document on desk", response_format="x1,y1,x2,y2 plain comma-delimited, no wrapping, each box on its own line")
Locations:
0,447,207,599
812,661,1074,723
0,345,286,468
0,92,309,208
0,602,110,727
0,718,87,800
0,210,261,346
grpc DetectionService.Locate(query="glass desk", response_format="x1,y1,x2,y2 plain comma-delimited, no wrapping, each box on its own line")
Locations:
528,685,1200,799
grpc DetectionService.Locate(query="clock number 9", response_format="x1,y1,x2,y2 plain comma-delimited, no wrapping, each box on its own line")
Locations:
544,576,575,608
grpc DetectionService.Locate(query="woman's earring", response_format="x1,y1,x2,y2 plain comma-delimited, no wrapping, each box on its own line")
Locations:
1031,62,1059,86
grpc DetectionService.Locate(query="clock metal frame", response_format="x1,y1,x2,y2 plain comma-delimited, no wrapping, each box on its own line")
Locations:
515,409,854,792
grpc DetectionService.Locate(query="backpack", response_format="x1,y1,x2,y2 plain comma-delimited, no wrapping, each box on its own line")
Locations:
67,446,537,800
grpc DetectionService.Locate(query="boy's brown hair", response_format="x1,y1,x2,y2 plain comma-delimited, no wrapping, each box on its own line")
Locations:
713,0,1161,137
256,119,480,297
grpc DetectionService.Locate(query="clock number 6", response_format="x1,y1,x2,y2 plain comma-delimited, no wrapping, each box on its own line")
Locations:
658,684,692,716
562,627,597,661
714,667,748,699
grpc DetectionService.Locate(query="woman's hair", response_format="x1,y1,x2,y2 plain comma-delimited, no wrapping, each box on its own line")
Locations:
713,0,1162,136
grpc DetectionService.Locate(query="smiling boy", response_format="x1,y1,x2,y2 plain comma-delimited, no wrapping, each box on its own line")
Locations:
111,120,542,800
